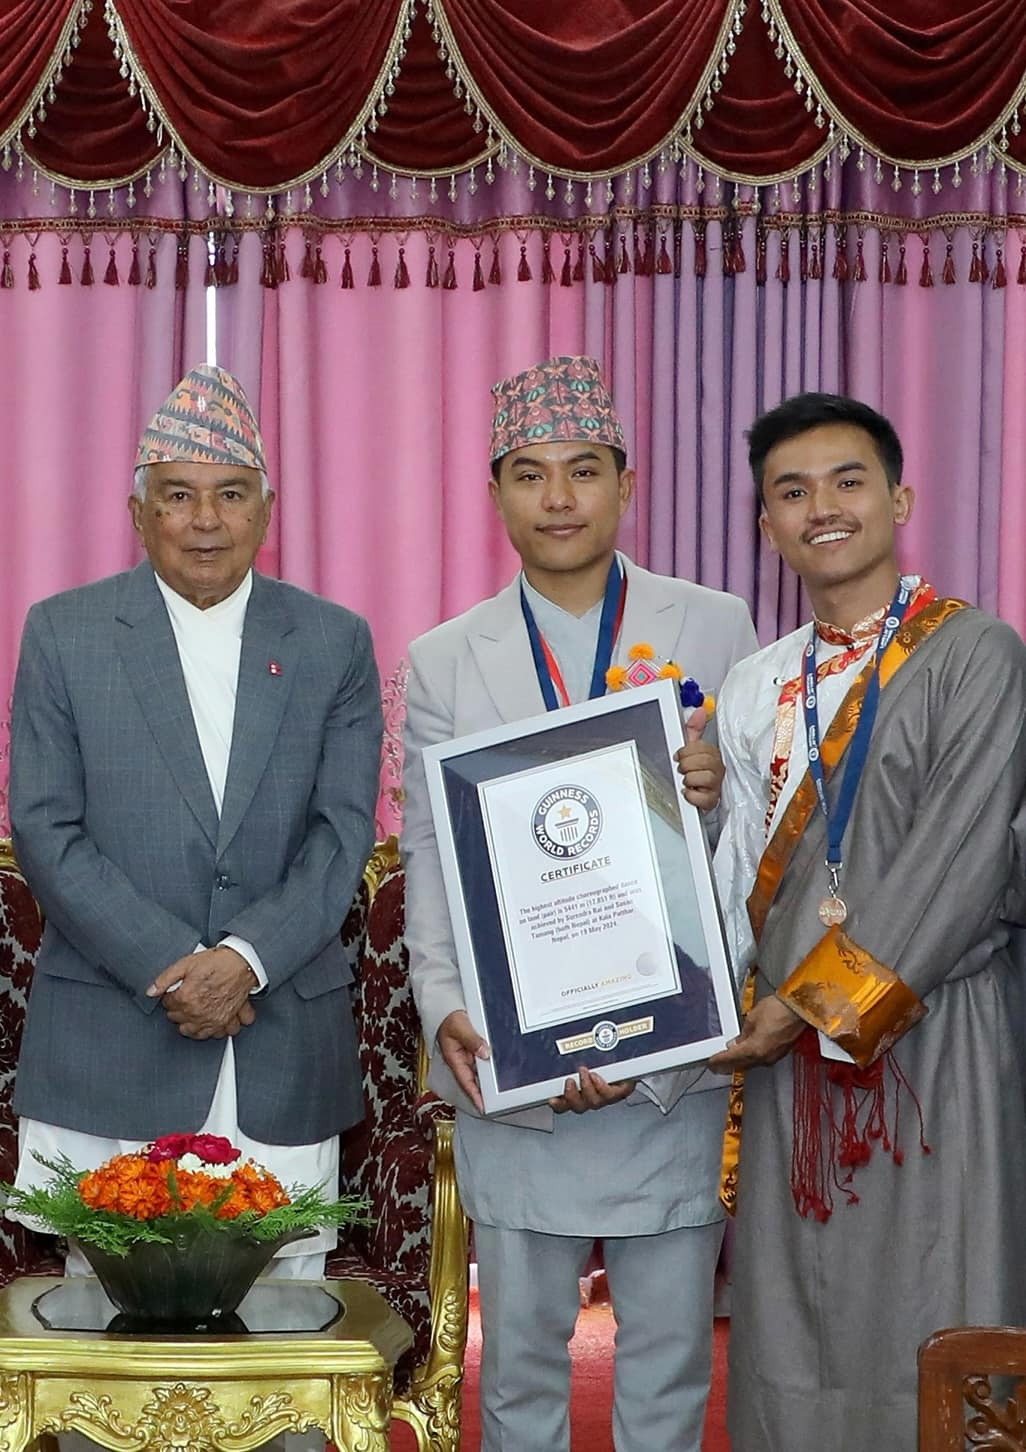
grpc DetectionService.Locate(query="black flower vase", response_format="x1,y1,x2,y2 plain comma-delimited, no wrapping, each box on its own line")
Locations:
71,1221,315,1330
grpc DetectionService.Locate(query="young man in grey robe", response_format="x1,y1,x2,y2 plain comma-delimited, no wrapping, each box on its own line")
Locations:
712,391,1026,1451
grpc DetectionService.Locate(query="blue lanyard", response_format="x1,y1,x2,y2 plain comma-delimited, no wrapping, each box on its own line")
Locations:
801,578,911,884
520,556,625,711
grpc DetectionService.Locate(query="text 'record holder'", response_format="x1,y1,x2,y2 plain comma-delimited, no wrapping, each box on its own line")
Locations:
422,679,741,1113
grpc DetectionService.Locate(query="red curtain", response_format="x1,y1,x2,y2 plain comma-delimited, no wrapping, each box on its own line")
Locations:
3,0,1026,188
0,0,77,139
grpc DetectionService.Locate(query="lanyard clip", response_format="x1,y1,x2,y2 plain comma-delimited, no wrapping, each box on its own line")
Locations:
827,861,843,897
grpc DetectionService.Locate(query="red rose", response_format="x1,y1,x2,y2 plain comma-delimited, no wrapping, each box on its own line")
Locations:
189,1134,241,1165
147,1133,194,1164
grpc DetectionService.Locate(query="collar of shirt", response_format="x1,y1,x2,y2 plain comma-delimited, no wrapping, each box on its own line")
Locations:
153,568,253,641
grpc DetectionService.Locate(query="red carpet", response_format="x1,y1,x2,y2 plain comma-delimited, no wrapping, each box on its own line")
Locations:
389,1290,729,1450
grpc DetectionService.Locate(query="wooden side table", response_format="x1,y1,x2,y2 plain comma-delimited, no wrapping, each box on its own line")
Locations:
0,1276,413,1451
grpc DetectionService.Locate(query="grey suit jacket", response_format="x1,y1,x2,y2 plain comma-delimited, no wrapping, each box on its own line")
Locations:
10,563,382,1144
401,555,758,1131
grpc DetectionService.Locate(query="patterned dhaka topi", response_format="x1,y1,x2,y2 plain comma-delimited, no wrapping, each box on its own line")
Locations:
135,364,266,473
489,354,627,463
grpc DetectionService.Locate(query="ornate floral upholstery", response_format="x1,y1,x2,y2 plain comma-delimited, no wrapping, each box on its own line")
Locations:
0,838,469,1452
329,838,470,1450
0,842,63,1285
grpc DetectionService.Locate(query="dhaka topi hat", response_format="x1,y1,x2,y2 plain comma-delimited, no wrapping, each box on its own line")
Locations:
135,364,266,473
489,355,626,463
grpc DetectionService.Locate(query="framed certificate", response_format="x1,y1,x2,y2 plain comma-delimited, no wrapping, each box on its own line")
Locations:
422,678,740,1113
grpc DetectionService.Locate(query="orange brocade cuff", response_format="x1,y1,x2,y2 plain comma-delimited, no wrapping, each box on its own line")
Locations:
777,926,927,1067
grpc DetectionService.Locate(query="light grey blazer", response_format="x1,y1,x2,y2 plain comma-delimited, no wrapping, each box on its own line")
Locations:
10,563,382,1144
401,555,758,1131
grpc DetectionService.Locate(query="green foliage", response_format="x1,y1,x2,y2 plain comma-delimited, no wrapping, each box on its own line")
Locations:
1,1154,371,1259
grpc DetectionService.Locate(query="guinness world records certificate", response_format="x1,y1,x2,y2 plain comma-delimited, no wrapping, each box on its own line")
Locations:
422,678,739,1113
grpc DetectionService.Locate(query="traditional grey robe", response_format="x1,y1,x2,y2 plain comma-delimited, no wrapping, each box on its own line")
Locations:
716,604,1026,1452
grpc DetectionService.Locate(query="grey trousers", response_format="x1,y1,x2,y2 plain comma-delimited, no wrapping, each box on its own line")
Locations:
474,1219,723,1452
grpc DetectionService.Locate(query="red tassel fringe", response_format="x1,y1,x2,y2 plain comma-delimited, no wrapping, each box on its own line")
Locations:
104,247,119,286
473,251,486,291
560,246,572,287
367,245,381,287
919,244,934,288
58,245,71,285
127,244,140,286
340,247,354,289
790,1028,930,1223
28,251,40,290
260,241,276,289
489,245,502,286
0,250,12,289
443,249,458,289
425,245,439,288
541,240,554,284
777,231,790,284
394,246,410,289
517,244,531,282
894,242,907,285
755,226,767,286
833,228,849,282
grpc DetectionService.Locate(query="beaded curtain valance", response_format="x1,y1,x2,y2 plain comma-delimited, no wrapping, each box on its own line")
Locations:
1,0,1026,288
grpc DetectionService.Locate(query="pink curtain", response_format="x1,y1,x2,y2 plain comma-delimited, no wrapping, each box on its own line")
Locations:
0,209,208,834
213,215,1026,834
4,178,1025,835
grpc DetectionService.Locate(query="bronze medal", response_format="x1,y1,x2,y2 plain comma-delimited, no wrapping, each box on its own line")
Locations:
818,895,848,927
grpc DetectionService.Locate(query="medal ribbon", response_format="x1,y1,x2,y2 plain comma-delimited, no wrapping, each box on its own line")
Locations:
801,577,911,892
520,556,627,711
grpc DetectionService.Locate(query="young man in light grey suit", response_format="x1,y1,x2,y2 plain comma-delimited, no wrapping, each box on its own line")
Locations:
9,365,382,1282
401,355,758,1452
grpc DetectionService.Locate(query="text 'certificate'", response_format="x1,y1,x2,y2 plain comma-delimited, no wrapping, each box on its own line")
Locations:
477,742,681,1033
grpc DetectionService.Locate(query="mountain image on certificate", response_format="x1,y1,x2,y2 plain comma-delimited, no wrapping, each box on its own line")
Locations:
477,741,682,1033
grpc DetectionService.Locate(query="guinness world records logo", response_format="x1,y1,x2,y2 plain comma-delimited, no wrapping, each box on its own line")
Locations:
532,785,603,859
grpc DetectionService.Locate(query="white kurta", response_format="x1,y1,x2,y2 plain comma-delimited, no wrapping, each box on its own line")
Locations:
15,571,338,1260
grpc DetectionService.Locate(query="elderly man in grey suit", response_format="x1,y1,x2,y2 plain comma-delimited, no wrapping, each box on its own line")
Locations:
9,364,382,1282
401,355,758,1452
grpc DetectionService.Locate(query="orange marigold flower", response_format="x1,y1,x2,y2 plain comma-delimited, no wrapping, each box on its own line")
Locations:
627,643,654,661
657,663,682,680
605,666,627,691
75,1147,290,1224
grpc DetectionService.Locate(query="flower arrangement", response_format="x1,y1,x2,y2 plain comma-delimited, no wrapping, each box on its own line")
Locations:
4,1132,369,1258
606,643,715,714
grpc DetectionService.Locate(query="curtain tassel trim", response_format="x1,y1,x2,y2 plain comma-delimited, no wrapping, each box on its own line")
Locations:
2,220,1025,291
